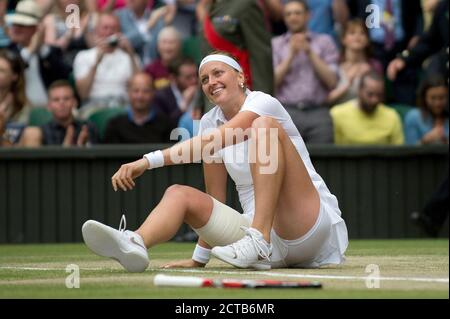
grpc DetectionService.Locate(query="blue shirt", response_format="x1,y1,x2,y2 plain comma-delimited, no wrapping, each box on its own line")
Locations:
404,109,449,145
178,112,200,141
369,0,405,44
307,0,334,37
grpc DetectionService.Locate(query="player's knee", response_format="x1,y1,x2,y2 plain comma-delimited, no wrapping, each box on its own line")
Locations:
251,117,284,142
251,116,277,130
165,184,189,199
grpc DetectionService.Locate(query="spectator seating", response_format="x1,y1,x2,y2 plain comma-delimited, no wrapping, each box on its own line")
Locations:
389,103,415,122
28,108,52,126
87,107,127,139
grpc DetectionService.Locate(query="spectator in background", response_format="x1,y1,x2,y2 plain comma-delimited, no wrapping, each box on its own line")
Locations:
168,0,198,40
0,49,29,145
199,0,274,103
42,0,94,65
272,0,339,144
410,175,448,237
20,80,99,147
115,0,166,65
347,0,423,105
0,110,10,146
388,0,448,83
262,0,286,36
0,0,10,48
6,0,19,13
422,0,440,30
331,71,404,145
73,13,140,118
153,56,199,130
96,0,128,12
307,0,349,43
103,72,172,143
347,0,423,67
6,0,72,108
327,18,383,106
404,75,449,145
144,26,182,90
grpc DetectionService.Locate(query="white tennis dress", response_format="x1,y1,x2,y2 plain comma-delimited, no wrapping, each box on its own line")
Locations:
198,91,348,267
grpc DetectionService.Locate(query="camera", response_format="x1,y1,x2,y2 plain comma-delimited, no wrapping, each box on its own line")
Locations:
106,35,120,48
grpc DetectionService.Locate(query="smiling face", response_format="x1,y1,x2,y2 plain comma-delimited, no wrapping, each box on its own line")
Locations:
343,23,369,52
199,61,245,107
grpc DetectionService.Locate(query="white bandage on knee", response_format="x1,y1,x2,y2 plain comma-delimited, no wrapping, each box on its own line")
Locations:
143,150,164,169
192,244,211,264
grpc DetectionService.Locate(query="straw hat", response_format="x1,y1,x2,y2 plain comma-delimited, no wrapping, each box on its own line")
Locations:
6,0,44,26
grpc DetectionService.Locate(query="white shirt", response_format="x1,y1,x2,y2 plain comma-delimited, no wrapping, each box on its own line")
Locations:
20,48,48,108
73,48,135,100
198,91,348,258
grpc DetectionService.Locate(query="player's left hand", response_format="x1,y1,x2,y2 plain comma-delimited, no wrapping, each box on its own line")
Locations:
111,158,149,192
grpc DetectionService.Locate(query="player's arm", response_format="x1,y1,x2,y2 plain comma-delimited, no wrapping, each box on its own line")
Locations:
111,111,258,192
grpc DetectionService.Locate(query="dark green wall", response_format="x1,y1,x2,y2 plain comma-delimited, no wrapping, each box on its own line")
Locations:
0,145,448,243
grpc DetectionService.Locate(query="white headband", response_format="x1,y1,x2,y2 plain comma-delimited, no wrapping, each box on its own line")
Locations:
199,54,243,73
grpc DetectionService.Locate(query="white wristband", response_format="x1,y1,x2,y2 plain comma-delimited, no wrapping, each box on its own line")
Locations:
192,244,211,264
143,150,164,170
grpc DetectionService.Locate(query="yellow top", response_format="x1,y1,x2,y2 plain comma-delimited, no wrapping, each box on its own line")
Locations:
331,99,404,145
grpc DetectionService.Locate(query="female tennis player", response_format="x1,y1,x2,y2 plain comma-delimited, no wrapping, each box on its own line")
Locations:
82,52,348,272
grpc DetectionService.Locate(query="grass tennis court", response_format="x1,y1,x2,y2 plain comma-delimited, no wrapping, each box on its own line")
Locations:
0,240,448,299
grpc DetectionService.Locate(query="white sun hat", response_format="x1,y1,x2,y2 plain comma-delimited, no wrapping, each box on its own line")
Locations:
6,0,44,26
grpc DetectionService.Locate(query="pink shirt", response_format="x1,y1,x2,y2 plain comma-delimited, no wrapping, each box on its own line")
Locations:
272,32,339,106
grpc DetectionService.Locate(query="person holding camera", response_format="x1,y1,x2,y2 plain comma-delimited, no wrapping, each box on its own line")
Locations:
272,0,339,144
73,13,141,119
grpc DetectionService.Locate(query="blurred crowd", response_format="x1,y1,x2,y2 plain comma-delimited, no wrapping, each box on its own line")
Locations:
0,0,448,148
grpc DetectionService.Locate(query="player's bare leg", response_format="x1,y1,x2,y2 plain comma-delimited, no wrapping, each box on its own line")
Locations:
82,186,214,272
212,116,320,269
135,185,213,248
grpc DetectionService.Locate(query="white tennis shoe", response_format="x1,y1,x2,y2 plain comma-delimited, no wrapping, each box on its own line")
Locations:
82,215,149,273
211,227,272,270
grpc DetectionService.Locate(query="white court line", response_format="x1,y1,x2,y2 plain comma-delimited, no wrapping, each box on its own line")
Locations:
157,268,449,284
1,266,448,284
0,266,104,271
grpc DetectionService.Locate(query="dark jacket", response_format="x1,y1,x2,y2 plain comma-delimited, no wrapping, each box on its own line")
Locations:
102,111,173,144
41,119,99,145
402,0,449,68
152,86,183,130
7,44,72,89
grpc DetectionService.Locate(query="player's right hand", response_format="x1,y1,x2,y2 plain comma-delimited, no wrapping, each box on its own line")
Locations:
111,158,149,192
162,259,206,269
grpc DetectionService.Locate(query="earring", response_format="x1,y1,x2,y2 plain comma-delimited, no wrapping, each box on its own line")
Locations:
240,83,245,89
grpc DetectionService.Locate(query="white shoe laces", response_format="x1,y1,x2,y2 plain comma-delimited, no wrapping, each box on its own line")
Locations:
231,227,271,261
118,214,147,251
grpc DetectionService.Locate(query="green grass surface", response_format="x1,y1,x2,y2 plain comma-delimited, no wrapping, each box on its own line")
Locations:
0,240,448,299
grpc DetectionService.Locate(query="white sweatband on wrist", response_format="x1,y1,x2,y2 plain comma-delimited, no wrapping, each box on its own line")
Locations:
192,244,211,264
143,150,164,170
